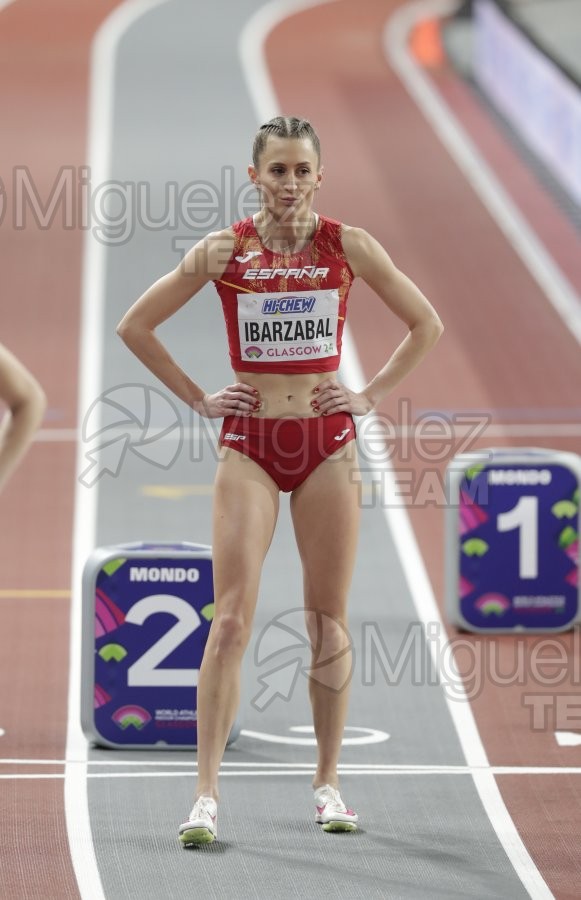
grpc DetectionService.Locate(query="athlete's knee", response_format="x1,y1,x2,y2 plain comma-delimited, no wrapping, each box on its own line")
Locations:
208,611,253,659
304,609,352,657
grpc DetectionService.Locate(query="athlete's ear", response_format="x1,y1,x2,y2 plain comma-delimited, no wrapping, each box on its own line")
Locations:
248,164,258,185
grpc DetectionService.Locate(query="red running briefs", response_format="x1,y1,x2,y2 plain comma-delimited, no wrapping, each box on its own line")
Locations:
218,412,356,492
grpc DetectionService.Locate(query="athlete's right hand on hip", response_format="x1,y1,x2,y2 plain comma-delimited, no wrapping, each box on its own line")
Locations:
193,383,260,418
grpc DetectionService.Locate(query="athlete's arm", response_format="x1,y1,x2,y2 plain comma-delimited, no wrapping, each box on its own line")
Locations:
315,226,443,415
0,343,46,493
117,229,258,417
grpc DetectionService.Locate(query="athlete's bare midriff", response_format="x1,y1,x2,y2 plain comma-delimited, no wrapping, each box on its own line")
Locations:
234,370,337,418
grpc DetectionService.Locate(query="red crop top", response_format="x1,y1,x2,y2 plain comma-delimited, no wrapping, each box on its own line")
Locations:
213,214,354,374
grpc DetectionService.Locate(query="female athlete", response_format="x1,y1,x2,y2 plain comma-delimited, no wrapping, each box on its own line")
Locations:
0,342,46,494
117,116,443,845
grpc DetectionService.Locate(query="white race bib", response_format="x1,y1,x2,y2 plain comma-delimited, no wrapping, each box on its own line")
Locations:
237,289,339,364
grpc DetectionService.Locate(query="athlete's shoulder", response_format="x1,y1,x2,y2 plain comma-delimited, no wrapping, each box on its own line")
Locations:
178,226,236,282
203,221,251,247
204,225,237,258
342,223,390,255
339,225,394,278
339,223,369,245
194,225,236,246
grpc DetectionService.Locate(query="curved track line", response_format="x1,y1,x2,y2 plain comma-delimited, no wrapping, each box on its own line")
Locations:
240,725,390,745
65,2,171,898
386,0,581,346
239,0,340,119
382,3,556,896
243,0,554,897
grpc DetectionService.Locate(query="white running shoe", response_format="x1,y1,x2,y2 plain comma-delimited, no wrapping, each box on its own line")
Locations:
314,784,358,832
178,795,218,846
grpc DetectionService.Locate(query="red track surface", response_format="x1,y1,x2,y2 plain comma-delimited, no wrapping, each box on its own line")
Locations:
0,3,122,897
1,1,580,897
267,2,581,898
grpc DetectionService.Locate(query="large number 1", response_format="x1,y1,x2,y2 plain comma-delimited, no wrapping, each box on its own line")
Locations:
126,594,202,687
497,496,538,579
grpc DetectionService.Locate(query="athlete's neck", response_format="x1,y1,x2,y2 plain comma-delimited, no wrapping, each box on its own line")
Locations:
253,210,318,253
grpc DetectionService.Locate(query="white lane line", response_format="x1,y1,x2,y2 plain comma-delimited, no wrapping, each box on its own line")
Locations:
239,0,340,121
4,765,581,781
342,332,557,898
6,758,581,773
555,732,581,747
384,4,556,899
34,429,81,441
32,423,581,441
34,425,218,442
386,0,581,346
65,2,172,900
477,425,581,437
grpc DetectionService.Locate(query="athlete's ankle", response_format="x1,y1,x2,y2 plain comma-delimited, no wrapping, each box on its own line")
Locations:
313,776,339,791
194,786,219,802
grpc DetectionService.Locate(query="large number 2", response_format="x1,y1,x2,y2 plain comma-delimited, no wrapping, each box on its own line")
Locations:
126,594,202,687
497,496,538,579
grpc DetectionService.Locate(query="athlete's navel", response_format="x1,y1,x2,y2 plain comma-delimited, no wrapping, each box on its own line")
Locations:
286,395,293,402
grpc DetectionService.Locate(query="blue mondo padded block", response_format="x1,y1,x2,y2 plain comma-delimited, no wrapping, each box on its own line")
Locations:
81,541,241,748
445,448,581,633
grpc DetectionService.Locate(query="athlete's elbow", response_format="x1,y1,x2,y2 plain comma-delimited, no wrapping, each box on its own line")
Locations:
32,382,48,420
412,312,444,346
116,316,142,346
424,307,444,339
23,378,47,421
430,313,444,342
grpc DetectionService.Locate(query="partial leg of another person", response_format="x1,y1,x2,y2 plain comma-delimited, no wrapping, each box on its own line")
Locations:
179,447,279,845
290,438,361,830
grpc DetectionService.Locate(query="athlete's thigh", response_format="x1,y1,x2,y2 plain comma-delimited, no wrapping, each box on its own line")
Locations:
289,440,360,615
212,445,280,618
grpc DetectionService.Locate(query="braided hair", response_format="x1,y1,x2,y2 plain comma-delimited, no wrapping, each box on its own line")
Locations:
252,116,321,168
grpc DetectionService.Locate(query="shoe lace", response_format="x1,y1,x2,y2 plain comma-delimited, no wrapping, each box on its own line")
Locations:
317,786,345,813
192,796,216,818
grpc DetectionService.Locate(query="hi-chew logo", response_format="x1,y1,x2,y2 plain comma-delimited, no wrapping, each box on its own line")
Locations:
262,296,316,315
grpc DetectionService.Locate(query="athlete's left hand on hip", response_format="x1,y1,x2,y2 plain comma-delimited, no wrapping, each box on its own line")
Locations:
311,380,373,416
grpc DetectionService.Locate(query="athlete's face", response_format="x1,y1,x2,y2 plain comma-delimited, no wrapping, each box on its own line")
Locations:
250,136,322,224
